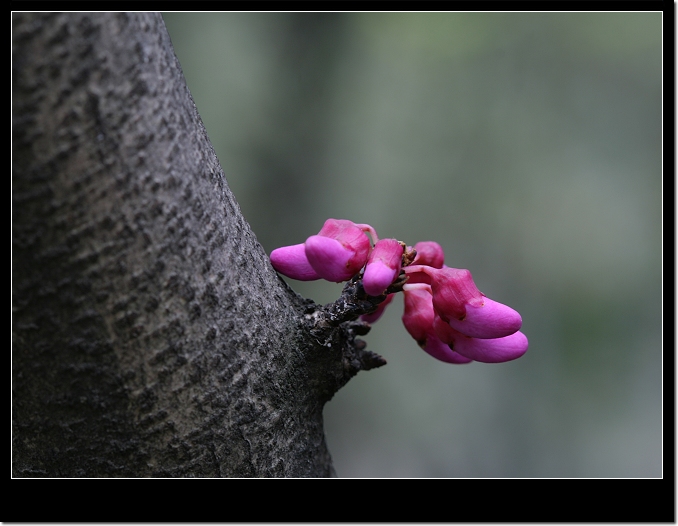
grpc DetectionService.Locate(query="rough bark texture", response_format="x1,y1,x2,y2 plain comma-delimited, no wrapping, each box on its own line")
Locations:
12,12,384,477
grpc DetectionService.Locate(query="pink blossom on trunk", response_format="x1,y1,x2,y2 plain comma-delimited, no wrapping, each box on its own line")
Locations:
446,296,523,340
269,243,321,281
305,219,372,282
402,287,473,364
363,238,404,296
433,316,528,363
269,219,528,367
404,265,522,339
412,241,445,268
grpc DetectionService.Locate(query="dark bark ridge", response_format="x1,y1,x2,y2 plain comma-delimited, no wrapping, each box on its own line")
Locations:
12,12,385,477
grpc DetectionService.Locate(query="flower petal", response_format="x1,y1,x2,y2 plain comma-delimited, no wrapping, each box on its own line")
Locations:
412,241,445,268
363,260,398,296
305,235,358,282
446,297,522,339
305,219,372,282
317,219,373,264
450,330,528,363
363,238,403,296
433,315,527,362
429,267,484,321
401,288,470,364
402,288,435,342
270,243,321,281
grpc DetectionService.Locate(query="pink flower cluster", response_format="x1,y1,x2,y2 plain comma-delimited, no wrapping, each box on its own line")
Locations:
270,219,528,364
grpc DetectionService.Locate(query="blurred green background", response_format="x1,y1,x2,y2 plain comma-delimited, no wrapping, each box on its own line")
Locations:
162,12,662,477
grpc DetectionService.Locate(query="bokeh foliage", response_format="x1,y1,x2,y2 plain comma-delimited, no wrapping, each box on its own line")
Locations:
163,12,662,477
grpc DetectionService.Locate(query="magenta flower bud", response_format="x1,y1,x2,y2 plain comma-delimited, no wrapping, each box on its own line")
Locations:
402,288,433,342
270,243,321,281
361,293,395,324
434,316,528,363
316,219,373,250
412,241,445,268
304,219,372,282
304,235,357,282
428,267,485,321
447,296,523,339
363,238,404,296
402,288,473,364
404,265,522,339
430,268,522,339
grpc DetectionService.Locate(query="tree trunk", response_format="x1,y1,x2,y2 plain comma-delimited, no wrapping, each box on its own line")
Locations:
12,12,383,477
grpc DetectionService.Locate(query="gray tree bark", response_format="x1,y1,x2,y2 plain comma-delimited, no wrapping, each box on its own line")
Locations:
12,12,385,477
